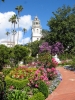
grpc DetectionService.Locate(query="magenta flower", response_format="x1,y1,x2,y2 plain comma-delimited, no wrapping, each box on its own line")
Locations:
35,84,38,88
46,68,51,72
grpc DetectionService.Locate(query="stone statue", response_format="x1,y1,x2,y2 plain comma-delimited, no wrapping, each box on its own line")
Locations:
53,54,61,64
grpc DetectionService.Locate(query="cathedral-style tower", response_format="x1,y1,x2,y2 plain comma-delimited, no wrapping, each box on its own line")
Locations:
31,16,42,42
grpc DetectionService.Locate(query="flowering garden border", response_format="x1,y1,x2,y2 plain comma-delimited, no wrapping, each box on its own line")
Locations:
48,70,62,94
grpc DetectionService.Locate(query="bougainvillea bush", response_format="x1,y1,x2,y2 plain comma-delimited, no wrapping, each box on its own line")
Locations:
51,42,64,55
39,42,64,55
38,42,64,68
39,42,51,53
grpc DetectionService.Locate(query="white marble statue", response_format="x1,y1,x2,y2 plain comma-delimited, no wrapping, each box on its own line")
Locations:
53,54,61,64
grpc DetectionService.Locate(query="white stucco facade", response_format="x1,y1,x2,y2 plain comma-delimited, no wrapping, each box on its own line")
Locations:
31,16,42,42
1,41,14,47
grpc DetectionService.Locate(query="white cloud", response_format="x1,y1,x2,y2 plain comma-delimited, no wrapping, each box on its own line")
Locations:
20,15,32,30
0,11,32,45
0,11,15,39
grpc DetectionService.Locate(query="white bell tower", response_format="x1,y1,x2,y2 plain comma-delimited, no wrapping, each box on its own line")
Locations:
31,16,42,42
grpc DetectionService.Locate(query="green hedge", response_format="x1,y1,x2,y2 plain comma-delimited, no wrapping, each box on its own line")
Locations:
28,92,45,100
5,75,29,89
38,81,49,98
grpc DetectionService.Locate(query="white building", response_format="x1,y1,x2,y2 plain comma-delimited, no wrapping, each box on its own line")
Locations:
1,41,14,47
31,16,42,42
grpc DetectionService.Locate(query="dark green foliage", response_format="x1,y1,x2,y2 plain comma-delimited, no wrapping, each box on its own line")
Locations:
69,57,75,68
24,56,33,64
38,52,52,68
12,45,30,65
70,47,75,55
2,68,12,77
5,75,29,89
59,52,72,60
0,45,9,70
0,45,31,70
0,80,4,92
42,29,50,38
28,92,45,100
44,5,75,52
38,81,48,98
27,40,43,57
30,41,40,57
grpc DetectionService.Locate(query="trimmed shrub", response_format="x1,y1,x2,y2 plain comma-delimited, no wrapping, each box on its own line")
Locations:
5,75,29,89
38,81,48,98
28,92,45,100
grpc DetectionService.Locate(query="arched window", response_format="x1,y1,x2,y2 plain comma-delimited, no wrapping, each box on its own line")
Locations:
37,29,38,32
36,22,38,24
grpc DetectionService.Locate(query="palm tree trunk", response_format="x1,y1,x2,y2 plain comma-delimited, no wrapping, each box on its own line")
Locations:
17,13,19,45
23,32,26,45
7,35,8,45
10,24,12,47
13,23,15,46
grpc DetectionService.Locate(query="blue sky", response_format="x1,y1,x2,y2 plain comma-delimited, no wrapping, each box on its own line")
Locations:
0,0,75,45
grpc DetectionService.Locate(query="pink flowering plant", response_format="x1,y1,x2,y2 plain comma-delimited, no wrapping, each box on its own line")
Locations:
27,66,50,88
27,66,58,88
46,67,58,80
8,60,58,90
51,58,58,67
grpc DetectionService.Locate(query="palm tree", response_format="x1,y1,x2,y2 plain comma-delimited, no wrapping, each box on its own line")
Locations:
6,31,10,44
9,16,13,47
2,0,4,2
9,14,17,46
22,28,27,45
15,5,23,45
12,30,16,46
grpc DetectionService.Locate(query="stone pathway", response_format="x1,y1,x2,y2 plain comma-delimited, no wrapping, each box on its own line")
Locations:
46,67,75,100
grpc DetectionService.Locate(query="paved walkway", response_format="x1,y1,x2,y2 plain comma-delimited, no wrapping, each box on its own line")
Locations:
46,67,75,100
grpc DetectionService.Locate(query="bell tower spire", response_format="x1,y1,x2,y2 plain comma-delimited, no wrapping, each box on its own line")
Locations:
31,16,42,42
